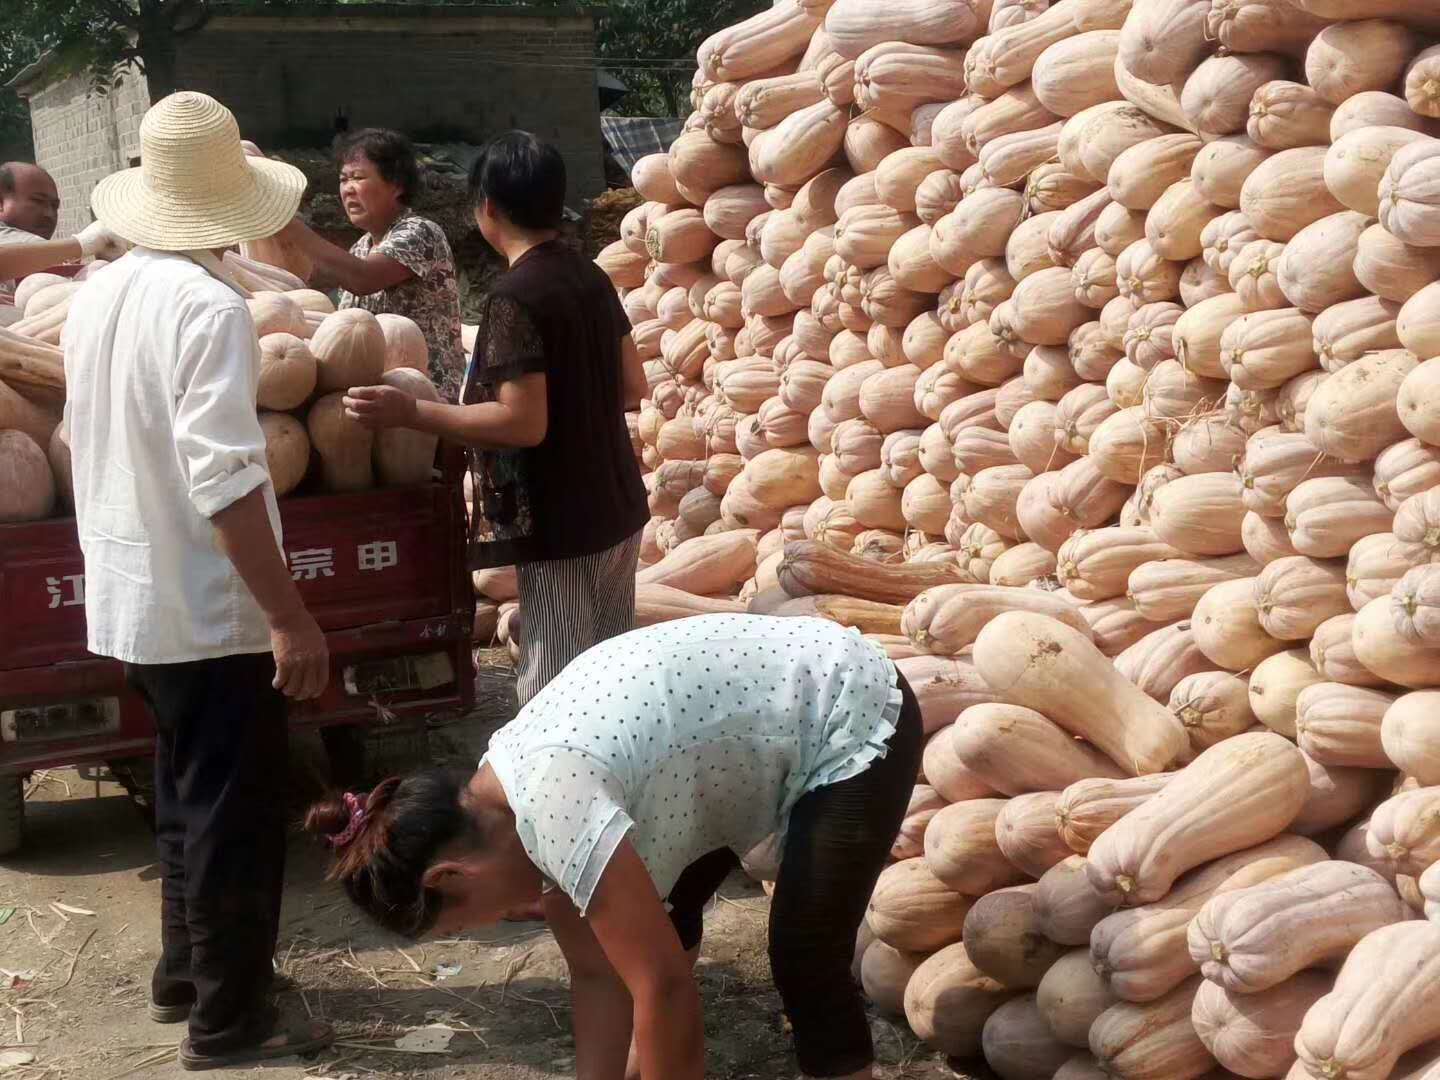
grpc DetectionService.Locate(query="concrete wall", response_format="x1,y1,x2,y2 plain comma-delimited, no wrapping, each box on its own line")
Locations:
25,71,149,237
177,9,606,200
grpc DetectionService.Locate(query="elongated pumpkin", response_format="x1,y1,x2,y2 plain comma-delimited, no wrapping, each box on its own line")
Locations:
1189,860,1410,996
1085,731,1310,906
973,611,1188,776
1294,922,1440,1080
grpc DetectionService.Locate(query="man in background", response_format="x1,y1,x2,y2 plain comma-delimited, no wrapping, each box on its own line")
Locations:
0,163,62,303
0,162,60,242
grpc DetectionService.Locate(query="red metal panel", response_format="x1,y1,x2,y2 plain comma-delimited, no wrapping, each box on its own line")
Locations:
0,479,469,671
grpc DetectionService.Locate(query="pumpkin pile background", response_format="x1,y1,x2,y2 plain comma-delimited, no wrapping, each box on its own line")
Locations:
574,0,1440,1076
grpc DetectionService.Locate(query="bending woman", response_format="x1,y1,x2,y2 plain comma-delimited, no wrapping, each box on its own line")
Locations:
308,613,922,1080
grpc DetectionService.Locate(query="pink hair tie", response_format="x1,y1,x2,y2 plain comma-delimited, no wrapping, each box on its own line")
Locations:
328,792,368,849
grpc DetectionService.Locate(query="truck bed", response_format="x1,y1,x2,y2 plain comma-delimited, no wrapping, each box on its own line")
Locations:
0,475,476,775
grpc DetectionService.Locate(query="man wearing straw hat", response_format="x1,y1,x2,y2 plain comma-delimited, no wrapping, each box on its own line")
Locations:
62,92,335,1069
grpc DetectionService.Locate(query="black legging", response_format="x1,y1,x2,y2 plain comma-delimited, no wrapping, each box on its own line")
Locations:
664,672,925,1078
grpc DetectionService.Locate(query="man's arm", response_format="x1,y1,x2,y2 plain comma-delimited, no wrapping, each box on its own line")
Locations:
620,336,646,412
0,239,81,285
212,492,329,700
344,373,548,449
275,218,414,296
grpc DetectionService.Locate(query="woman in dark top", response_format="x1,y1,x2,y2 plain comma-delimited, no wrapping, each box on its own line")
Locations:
345,131,649,705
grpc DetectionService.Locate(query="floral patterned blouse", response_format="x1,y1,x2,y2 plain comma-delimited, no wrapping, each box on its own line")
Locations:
338,209,465,401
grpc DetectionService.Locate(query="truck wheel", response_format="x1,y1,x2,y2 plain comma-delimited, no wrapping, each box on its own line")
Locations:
0,776,24,857
107,758,157,833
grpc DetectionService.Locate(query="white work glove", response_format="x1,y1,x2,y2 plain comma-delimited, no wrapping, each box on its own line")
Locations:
75,221,131,260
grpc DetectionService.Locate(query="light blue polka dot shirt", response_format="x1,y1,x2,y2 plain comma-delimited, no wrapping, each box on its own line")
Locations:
483,614,903,915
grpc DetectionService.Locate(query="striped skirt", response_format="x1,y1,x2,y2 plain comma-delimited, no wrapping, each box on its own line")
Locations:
513,530,642,706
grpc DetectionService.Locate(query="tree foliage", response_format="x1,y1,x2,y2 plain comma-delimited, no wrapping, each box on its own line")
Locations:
595,0,765,117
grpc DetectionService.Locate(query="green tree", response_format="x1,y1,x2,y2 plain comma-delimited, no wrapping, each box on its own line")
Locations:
595,0,765,116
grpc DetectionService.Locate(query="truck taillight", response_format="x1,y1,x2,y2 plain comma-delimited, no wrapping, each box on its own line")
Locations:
2,698,121,742
342,652,454,697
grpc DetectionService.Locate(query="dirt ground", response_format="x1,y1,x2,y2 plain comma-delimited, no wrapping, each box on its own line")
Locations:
0,660,976,1080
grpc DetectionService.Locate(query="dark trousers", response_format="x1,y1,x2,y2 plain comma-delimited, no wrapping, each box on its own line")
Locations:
126,653,288,1053
665,674,925,1078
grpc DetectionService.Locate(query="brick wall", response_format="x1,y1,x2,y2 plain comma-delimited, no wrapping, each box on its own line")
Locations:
20,6,605,237
177,10,606,200
26,71,149,237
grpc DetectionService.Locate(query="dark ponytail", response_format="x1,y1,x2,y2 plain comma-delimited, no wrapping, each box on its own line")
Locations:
305,769,478,938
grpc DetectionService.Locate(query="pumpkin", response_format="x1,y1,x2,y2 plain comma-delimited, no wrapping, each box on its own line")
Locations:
307,392,375,492
374,368,441,486
964,884,1071,990
1313,295,1404,375
1285,476,1393,560
696,1,820,83
1192,577,1287,671
858,941,922,1018
996,791,1074,878
904,943,1017,1058
1090,835,1328,1004
1240,147,1344,244
1277,212,1372,314
0,430,55,522
1173,293,1249,379
1306,18,1423,107
1382,692,1440,784
1191,974,1333,1079
984,994,1075,1080
1306,349,1419,462
1253,555,1350,642
1036,858,1115,948
948,701,1124,797
1032,31,1123,119
867,857,974,953
1169,670,1256,755
1310,613,1388,687
1293,922,1440,1080
1089,978,1216,1080
1356,224,1440,304
1118,0,1210,87
973,611,1188,775
1183,53,1290,139
1249,81,1335,151
1295,680,1397,768
309,309,386,393
1085,731,1309,907
1149,474,1247,558
922,798,1026,898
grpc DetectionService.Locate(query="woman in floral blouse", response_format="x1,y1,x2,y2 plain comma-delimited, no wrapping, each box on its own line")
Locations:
278,129,466,401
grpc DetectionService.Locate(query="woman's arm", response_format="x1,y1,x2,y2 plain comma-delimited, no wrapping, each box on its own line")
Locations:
275,218,414,296
620,336,646,412
583,841,705,1080
545,890,635,1080
344,373,547,449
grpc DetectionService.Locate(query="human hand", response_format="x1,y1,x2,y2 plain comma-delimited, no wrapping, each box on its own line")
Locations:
271,610,330,700
344,384,418,429
75,221,130,260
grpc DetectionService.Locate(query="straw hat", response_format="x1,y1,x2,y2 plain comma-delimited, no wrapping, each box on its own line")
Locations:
91,92,306,252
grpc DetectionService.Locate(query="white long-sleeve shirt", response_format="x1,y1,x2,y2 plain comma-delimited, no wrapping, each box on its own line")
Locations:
61,248,281,665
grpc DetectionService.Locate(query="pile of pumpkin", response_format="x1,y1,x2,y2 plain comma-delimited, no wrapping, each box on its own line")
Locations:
579,0,1440,1075
0,250,445,522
